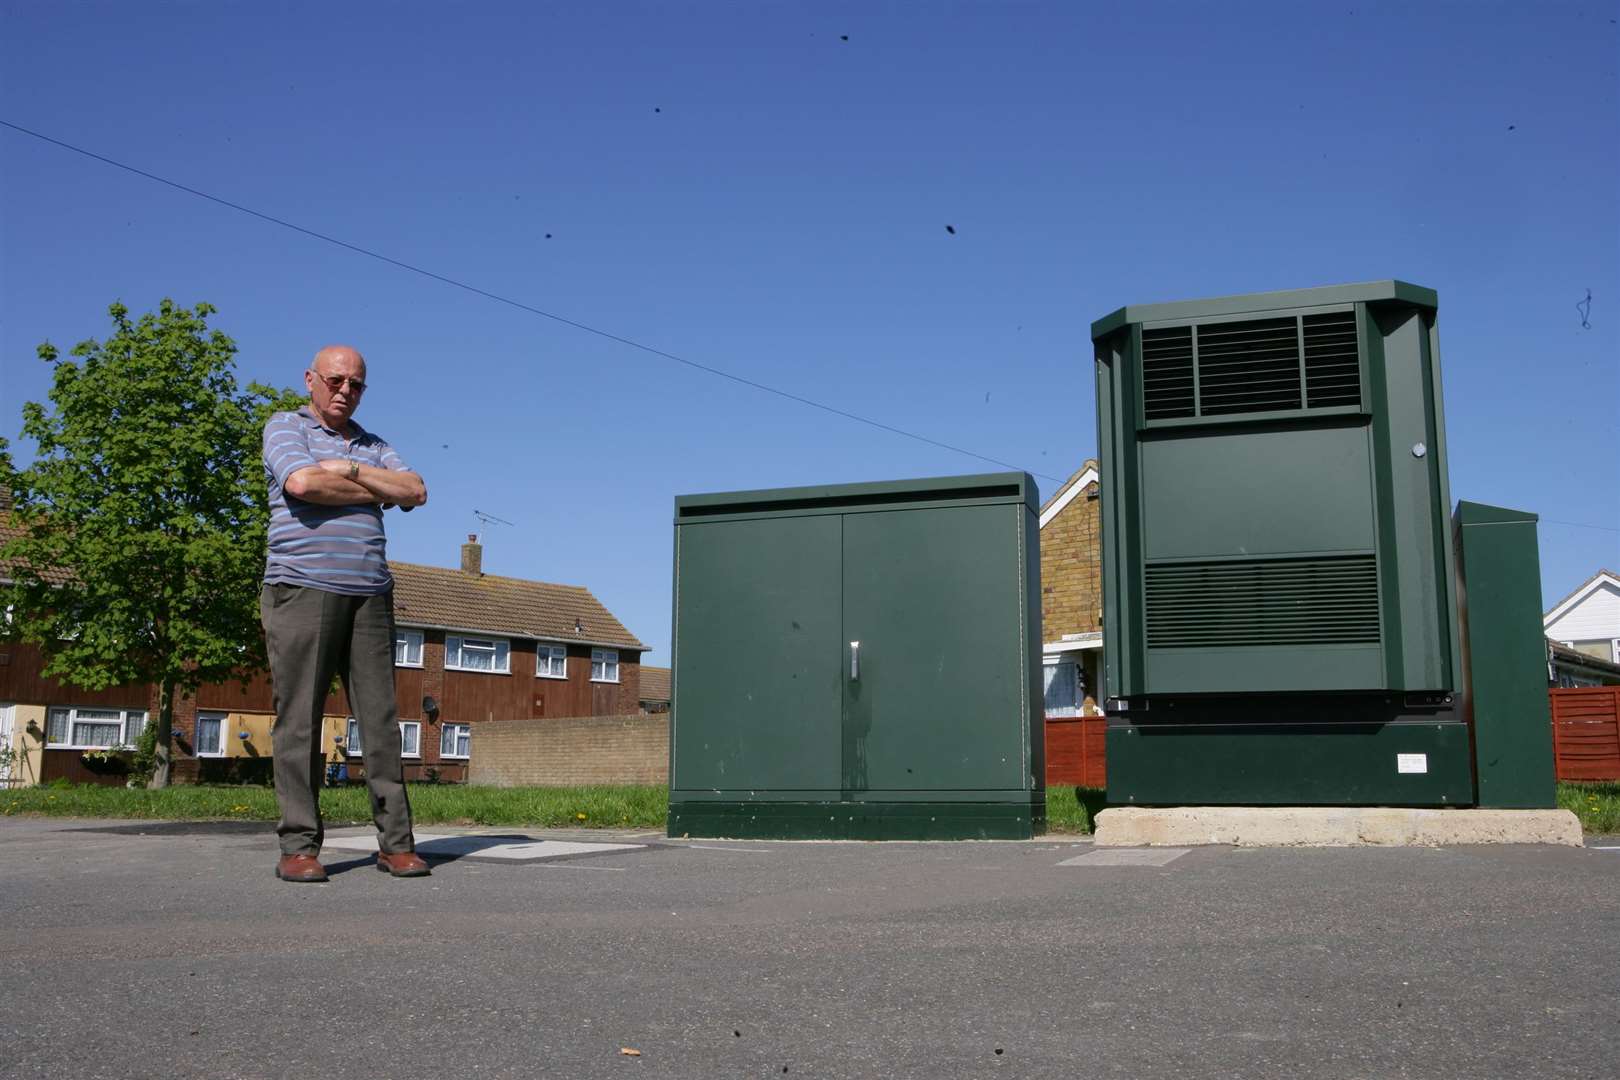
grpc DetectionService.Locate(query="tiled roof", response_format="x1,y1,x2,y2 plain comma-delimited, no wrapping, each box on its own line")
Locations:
0,507,74,587
639,665,671,702
389,560,646,651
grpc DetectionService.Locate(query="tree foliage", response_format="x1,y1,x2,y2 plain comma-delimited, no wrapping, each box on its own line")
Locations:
0,300,304,784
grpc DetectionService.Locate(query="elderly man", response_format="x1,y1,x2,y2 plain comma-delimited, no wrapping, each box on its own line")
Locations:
261,345,429,883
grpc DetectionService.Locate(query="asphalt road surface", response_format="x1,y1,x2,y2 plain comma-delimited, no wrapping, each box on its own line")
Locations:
2,817,1617,1080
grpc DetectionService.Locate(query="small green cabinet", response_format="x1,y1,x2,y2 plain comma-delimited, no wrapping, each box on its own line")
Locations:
668,474,1044,839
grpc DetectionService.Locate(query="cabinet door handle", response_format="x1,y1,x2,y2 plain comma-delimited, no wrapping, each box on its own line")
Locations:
850,641,860,680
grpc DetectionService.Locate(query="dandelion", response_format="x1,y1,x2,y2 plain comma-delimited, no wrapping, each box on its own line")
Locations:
576,812,588,820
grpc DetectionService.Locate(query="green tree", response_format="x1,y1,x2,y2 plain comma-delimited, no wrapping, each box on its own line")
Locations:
0,300,303,787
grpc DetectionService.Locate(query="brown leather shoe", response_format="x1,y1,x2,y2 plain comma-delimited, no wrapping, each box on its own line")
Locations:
376,850,431,877
275,854,328,883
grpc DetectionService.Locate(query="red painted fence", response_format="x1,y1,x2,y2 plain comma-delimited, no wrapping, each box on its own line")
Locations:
1045,716,1107,789
1549,687,1620,782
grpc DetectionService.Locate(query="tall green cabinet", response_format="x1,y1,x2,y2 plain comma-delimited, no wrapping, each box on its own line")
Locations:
668,473,1044,839
1093,281,1474,805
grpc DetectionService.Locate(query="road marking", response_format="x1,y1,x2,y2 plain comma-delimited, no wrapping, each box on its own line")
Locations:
322,833,643,862
681,844,772,853
1059,848,1191,867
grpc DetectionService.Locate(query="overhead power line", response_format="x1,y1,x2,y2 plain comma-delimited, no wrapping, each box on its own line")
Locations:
0,118,1062,484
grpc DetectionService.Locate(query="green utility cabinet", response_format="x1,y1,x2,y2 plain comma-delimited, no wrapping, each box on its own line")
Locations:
1093,281,1473,805
1453,501,1557,808
668,473,1044,839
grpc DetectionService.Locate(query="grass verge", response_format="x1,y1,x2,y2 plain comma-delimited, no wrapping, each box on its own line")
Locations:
5,782,1615,836
1557,781,1620,834
1,783,669,830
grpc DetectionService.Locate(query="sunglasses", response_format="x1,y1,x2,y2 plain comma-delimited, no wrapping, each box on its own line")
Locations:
311,371,367,394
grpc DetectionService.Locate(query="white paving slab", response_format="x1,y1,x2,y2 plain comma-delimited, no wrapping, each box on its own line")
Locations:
322,832,643,862
1058,847,1191,867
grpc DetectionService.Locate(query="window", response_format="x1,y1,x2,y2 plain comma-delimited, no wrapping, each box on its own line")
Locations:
394,629,424,667
1043,660,1080,718
536,643,568,679
399,721,421,758
45,706,148,749
346,717,363,755
591,648,620,683
195,712,226,757
446,635,510,673
440,723,471,759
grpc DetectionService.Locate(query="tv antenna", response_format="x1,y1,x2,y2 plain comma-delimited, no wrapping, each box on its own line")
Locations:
473,509,517,530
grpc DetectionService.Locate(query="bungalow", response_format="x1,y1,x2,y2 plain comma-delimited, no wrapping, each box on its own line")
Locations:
1544,569,1620,685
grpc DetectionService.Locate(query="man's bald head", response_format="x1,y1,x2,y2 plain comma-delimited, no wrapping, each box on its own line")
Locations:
306,345,368,430
313,345,366,374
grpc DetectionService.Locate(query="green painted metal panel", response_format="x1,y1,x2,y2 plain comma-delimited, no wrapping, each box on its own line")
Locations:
1140,424,1376,560
842,505,1029,794
1106,722,1473,805
1454,501,1557,809
1365,303,1456,691
669,473,1042,839
668,799,1043,840
1091,279,1438,340
1146,645,1384,694
670,515,844,794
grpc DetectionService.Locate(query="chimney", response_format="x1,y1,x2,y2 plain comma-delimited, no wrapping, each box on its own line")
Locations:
460,534,483,577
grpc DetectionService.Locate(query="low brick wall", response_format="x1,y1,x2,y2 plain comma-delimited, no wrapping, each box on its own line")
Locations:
469,715,669,787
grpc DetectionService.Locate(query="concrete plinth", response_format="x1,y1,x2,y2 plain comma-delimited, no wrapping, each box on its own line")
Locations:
1093,806,1583,848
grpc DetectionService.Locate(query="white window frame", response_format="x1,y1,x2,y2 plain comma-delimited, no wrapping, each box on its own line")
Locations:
346,717,363,755
44,706,148,750
536,642,568,680
394,629,424,668
445,634,511,674
194,711,228,758
1042,658,1081,718
440,722,471,760
590,648,620,684
399,720,421,759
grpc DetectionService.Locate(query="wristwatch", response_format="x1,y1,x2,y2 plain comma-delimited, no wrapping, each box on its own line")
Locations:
347,460,360,481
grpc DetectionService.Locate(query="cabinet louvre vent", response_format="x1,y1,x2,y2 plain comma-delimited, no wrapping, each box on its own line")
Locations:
1141,326,1195,420
1141,312,1361,420
1303,311,1361,408
1196,317,1301,416
1145,555,1381,648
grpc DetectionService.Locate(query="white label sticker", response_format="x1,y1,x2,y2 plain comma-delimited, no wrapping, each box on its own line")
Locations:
1397,753,1428,774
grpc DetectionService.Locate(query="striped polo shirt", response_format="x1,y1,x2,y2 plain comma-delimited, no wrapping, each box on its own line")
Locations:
262,407,411,595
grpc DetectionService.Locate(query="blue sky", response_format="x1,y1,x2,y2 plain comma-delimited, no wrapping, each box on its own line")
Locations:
2,1,1615,664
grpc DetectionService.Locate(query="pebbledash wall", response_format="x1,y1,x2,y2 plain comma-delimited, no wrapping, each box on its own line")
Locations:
469,715,669,787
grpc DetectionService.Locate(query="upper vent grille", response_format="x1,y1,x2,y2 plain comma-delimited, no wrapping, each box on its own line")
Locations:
1141,326,1195,420
1303,311,1362,408
1141,310,1361,421
1196,317,1300,416
1145,555,1381,648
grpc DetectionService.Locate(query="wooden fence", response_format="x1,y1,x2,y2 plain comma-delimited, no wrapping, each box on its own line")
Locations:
1044,716,1107,789
1549,687,1620,782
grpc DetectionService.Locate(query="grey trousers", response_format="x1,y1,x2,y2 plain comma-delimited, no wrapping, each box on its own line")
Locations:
261,583,415,856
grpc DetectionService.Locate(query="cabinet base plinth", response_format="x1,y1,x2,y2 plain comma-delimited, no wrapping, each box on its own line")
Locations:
667,800,1045,841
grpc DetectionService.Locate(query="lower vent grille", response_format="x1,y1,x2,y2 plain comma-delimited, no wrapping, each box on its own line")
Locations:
1145,555,1381,648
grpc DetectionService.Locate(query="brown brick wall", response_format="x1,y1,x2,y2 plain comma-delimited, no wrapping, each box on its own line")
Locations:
1040,479,1102,642
468,715,669,787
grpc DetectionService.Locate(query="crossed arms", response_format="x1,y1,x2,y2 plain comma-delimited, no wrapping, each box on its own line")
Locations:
284,459,428,508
